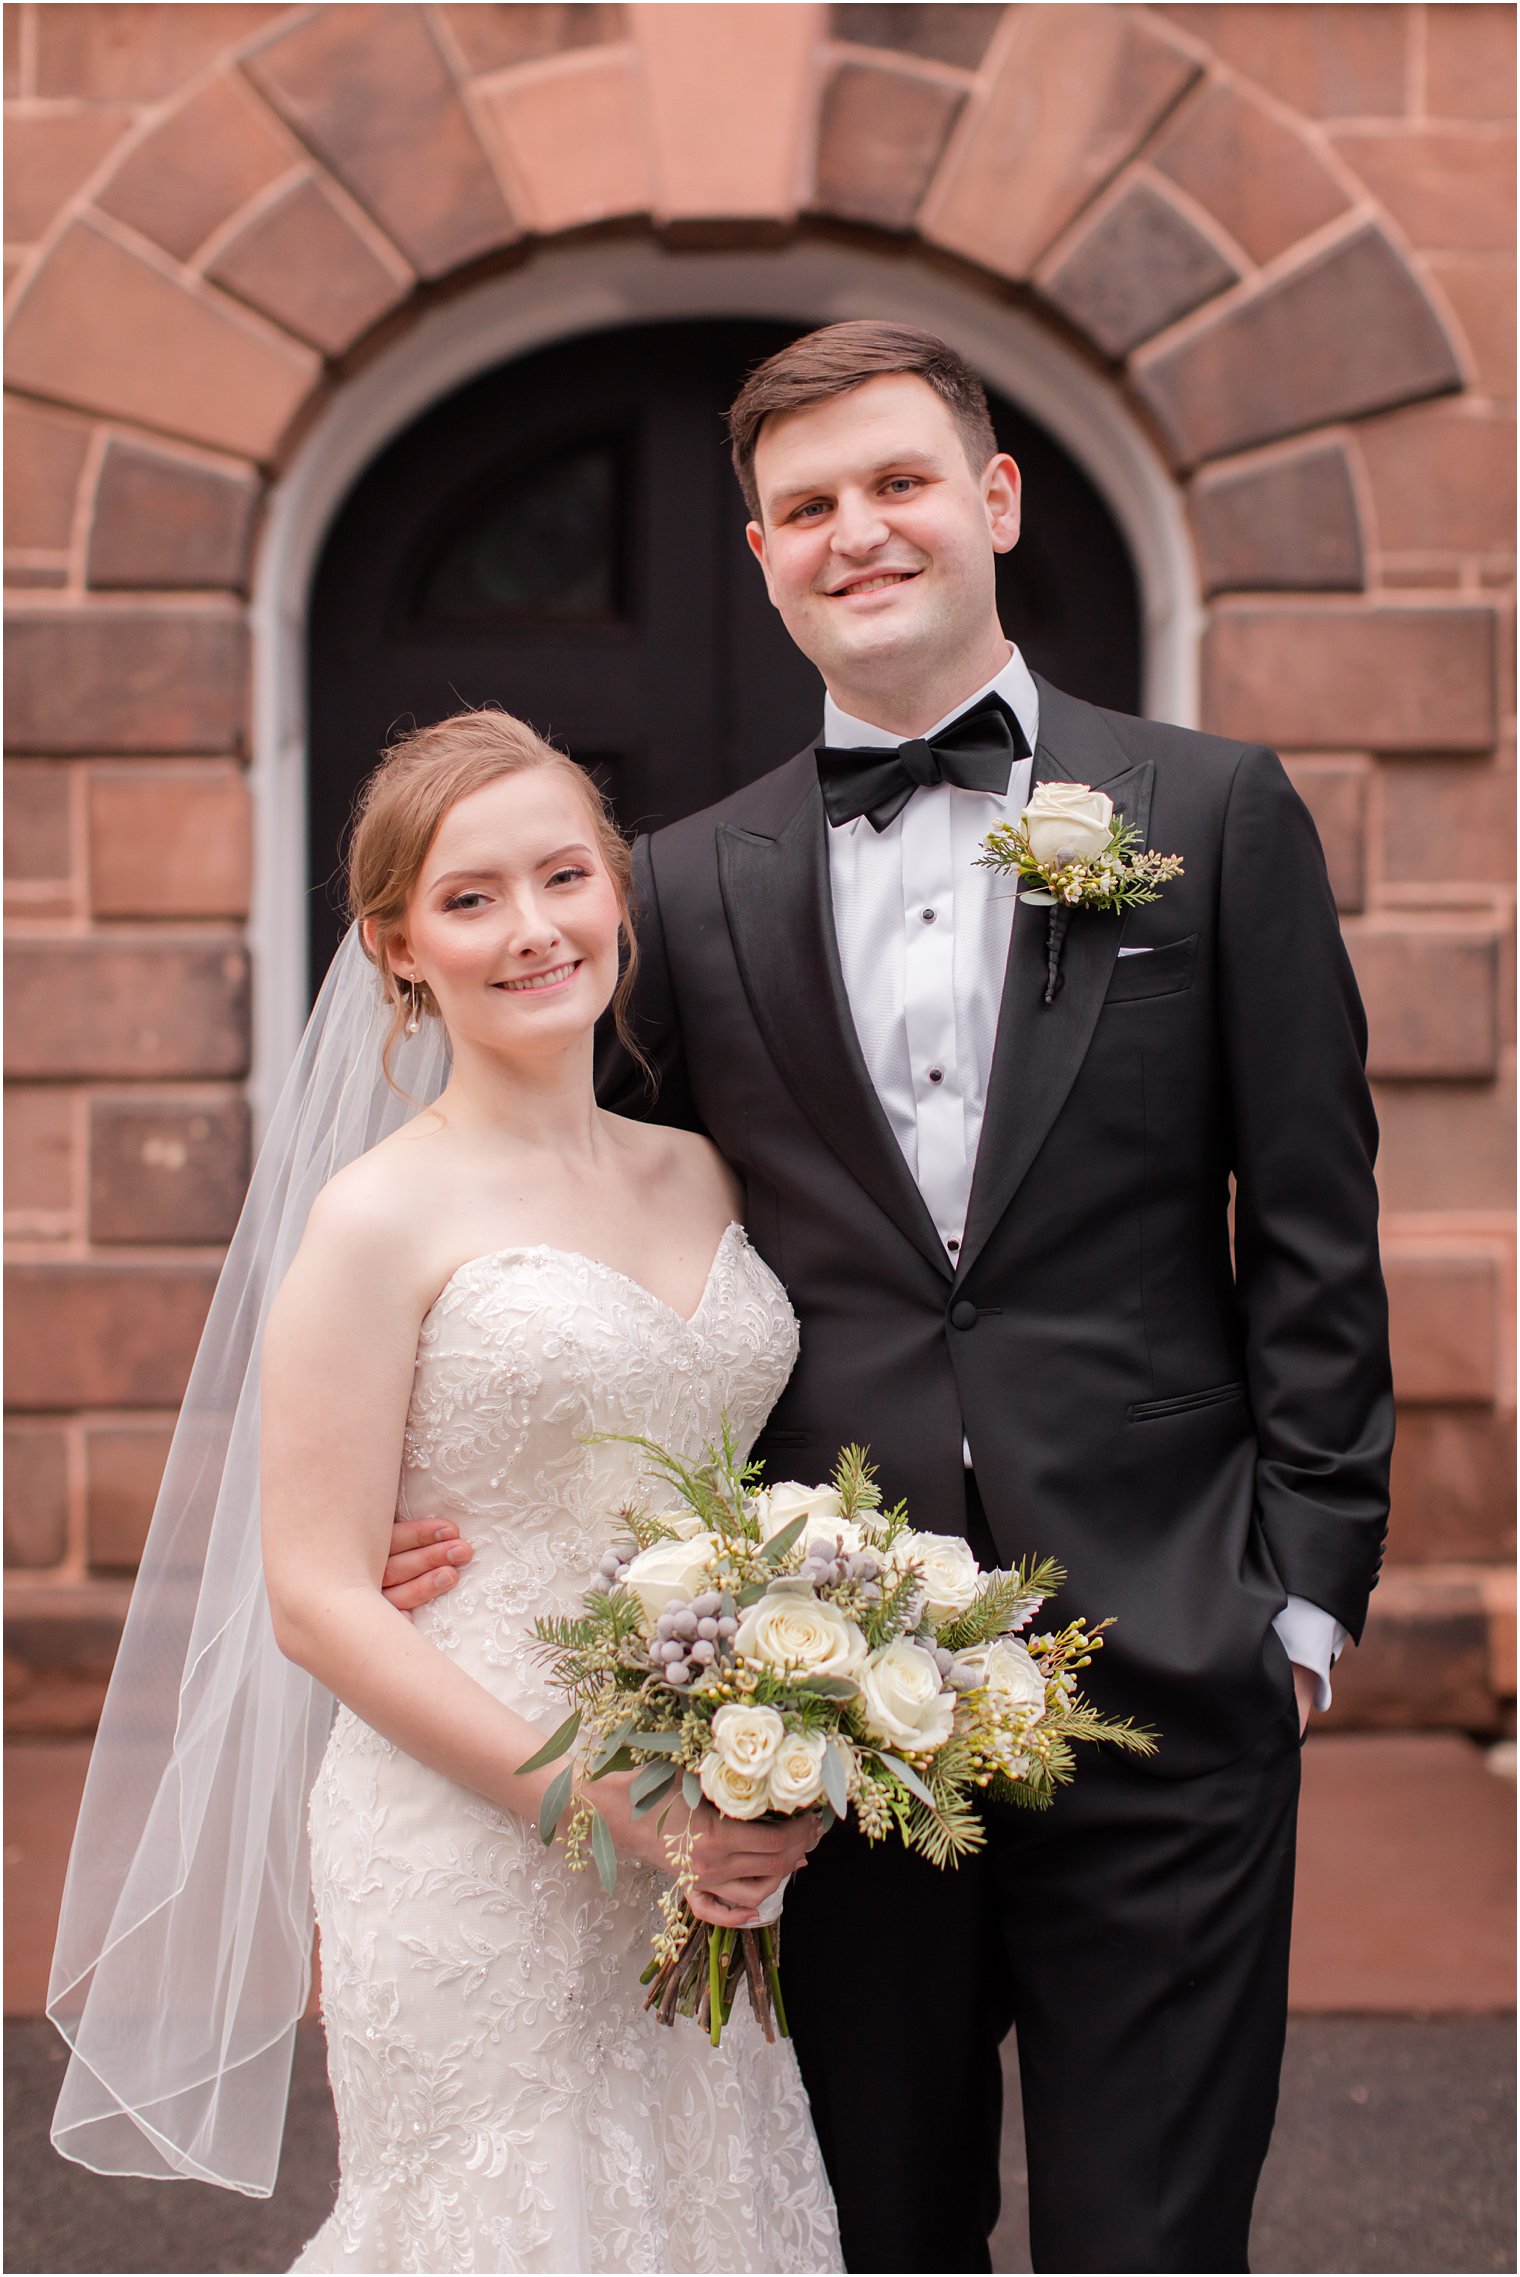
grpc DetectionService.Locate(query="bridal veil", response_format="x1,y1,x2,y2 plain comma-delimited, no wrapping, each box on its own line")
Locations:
48,928,450,2196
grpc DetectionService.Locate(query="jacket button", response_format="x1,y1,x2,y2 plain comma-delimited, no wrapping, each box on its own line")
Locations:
950,1300,978,1330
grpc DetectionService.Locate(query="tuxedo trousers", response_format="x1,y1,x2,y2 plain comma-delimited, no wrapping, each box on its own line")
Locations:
782,1672,1300,2274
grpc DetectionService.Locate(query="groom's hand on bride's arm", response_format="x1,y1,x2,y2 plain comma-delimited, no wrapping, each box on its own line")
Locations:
380,1517,474,1611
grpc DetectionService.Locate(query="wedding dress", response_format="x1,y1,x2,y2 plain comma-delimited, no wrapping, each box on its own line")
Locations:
293,1222,843,2275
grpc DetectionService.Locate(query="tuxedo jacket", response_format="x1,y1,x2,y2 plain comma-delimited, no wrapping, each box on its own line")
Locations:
597,677,1393,1774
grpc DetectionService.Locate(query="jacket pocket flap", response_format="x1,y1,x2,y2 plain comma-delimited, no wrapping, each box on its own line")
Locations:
1105,932,1197,1004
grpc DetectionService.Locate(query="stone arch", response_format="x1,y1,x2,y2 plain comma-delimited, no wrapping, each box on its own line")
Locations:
4,5,1512,1731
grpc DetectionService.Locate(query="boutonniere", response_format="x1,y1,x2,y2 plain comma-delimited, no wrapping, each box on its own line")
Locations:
978,784,1184,1003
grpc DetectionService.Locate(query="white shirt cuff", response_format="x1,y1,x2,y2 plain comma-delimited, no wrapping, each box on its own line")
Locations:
1273,1596,1349,1714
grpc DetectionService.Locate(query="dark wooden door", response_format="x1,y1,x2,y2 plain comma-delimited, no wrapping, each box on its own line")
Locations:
307,317,1140,980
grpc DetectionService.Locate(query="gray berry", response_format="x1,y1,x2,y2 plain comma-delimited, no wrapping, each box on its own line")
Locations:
690,1640,716,1664
665,1660,690,1686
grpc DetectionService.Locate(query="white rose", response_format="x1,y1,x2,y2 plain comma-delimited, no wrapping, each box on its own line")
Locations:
734,1590,868,1681
710,1703,785,1777
956,1637,1046,1723
858,1639,956,1754
893,1530,980,1623
1022,783,1114,868
649,1506,705,1542
752,1481,845,1542
698,1751,771,1820
622,1532,719,1620
767,1730,828,1813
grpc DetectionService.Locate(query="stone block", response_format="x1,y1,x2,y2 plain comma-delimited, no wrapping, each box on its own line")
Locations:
1203,605,1498,753
87,764,251,918
1350,924,1501,1081
5,222,317,463
813,59,966,232
1280,758,1366,913
4,764,72,884
4,1085,76,1223
4,606,248,754
1322,1568,1497,1731
1134,225,1464,469
5,939,250,1081
3,1428,68,1570
1429,253,1516,397
206,172,411,358
1191,443,1364,596
85,1422,174,1570
242,4,516,279
1150,81,1350,266
1385,1248,1502,1405
94,71,294,262
4,399,91,552
1390,1408,1517,1564
1379,755,1516,889
4,5,21,96
35,5,283,101
89,1091,250,1245
437,3,624,72
476,51,650,234
86,437,260,592
1330,127,1515,255
1426,3,1516,121
1039,176,1238,361
1357,406,1517,556
923,6,1199,279
634,3,821,222
4,1262,219,1410
3,107,134,243
1375,1064,1516,1216
831,4,1002,69
1155,5,1408,118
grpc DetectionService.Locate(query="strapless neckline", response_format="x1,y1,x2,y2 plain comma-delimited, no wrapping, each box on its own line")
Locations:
427,1219,745,1331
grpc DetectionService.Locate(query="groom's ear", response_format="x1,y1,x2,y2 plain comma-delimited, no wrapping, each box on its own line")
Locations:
745,518,780,609
984,453,1021,556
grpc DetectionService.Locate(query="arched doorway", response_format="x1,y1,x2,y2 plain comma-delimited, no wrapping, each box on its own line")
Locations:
304,316,1140,981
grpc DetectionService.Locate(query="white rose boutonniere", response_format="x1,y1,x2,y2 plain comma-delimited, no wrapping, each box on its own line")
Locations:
978,782,1183,1004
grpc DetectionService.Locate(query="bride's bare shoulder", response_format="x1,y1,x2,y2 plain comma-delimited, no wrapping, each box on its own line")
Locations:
294,1112,450,1280
609,1116,743,1221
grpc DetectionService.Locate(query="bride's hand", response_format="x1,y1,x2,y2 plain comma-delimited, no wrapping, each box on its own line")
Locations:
590,1771,823,1926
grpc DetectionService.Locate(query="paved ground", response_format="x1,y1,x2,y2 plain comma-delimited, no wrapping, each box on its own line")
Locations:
7,2012,1514,2274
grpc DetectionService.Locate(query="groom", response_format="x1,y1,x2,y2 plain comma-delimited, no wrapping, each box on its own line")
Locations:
386,323,1392,2272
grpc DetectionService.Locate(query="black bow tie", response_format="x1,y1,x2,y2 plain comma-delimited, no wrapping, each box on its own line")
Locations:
815,692,1029,833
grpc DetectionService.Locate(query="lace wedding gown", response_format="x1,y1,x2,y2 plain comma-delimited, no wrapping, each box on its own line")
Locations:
294,1224,843,2275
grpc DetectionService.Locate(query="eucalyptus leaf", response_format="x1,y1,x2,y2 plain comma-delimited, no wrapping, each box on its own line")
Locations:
538,1762,574,1845
588,1719,636,1776
798,1675,859,1700
630,1760,678,1814
627,1731,684,1755
761,1510,809,1563
1019,888,1058,907
682,1769,704,1810
876,1752,938,1811
734,1580,768,1607
589,1805,618,1894
822,1738,851,1817
516,1708,581,1776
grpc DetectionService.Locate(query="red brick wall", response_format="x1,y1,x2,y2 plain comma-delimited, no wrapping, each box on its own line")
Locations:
5,3,1514,1731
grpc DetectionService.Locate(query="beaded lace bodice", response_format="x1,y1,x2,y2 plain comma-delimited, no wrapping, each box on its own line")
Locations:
294,1227,841,2275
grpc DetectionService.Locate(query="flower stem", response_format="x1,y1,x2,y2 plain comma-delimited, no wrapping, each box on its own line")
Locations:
708,1925,724,2047
762,1926,790,2039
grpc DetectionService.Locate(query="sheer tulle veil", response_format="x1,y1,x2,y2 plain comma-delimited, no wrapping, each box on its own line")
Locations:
48,926,451,2196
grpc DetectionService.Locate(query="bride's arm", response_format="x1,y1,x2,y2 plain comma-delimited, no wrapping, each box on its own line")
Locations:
261,1184,560,1824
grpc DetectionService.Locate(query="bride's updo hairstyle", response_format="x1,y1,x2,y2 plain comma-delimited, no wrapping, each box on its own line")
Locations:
346,706,643,1081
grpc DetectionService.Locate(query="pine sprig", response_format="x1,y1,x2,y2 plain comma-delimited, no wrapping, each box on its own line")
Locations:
830,1444,883,1520
938,1556,1065,1653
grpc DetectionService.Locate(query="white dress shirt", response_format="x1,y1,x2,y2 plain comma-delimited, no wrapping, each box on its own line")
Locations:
821,646,1346,1708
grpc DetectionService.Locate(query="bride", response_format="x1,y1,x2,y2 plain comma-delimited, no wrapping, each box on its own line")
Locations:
49,708,843,2275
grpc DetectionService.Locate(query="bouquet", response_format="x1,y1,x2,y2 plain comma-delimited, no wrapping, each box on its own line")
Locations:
518,1430,1153,2045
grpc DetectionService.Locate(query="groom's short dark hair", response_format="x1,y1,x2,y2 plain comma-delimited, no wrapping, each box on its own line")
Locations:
727,321,999,520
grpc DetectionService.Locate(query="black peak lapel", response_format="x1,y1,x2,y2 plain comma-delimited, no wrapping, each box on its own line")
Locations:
956,681,1155,1280
717,778,953,1281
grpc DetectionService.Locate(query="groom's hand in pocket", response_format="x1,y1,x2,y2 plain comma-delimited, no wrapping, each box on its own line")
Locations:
380,1516,474,1611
